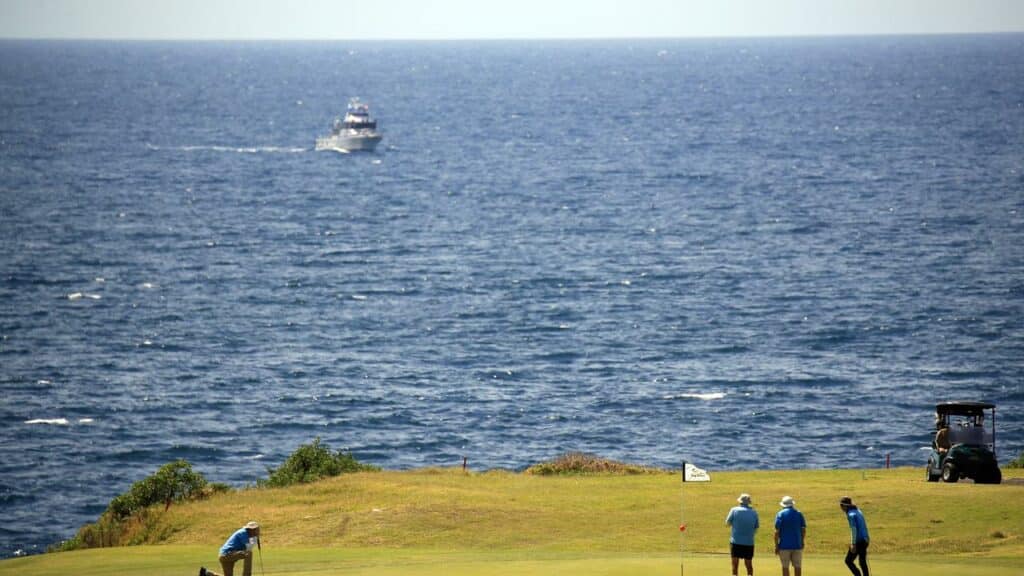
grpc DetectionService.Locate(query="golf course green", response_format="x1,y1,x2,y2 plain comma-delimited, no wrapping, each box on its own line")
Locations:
2,466,1021,575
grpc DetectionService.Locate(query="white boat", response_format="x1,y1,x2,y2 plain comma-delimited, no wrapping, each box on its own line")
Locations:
315,98,382,152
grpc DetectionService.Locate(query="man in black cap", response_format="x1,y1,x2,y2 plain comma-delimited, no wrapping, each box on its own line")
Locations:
839,497,870,576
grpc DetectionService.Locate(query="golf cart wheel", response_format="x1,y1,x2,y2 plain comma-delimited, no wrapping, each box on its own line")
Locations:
926,459,939,482
977,467,1002,485
941,461,959,483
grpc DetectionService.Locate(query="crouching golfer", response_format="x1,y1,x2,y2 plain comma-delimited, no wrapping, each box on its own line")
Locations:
725,493,759,576
840,497,870,576
200,521,260,576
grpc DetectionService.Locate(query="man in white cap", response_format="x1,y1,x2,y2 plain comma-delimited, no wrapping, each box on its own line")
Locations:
773,496,806,576
200,521,261,576
725,493,760,576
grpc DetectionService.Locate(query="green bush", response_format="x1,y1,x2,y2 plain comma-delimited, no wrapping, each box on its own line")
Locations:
260,437,378,488
54,459,221,551
106,459,210,519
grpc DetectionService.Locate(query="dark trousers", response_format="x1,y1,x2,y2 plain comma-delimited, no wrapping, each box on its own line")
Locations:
844,540,869,576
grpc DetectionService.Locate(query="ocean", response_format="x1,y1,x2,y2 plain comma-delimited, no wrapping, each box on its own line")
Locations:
1,35,1022,557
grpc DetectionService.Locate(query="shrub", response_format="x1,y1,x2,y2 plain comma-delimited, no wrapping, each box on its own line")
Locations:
53,459,218,551
260,437,378,488
106,459,210,519
524,452,665,476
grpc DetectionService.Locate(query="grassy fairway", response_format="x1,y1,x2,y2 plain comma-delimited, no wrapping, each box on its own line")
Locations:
2,467,1022,575
3,547,1023,576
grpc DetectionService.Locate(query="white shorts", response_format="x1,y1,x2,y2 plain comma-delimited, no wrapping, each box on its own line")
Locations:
779,548,803,569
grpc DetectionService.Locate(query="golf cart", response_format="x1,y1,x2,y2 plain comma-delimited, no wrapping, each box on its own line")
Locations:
926,401,1001,484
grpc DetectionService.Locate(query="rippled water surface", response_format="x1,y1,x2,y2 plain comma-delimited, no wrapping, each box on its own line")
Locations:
1,36,1023,556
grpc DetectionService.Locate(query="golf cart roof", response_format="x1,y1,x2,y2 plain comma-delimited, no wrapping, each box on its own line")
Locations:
935,401,995,415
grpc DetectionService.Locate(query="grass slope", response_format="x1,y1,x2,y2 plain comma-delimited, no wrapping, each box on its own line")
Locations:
2,467,1022,575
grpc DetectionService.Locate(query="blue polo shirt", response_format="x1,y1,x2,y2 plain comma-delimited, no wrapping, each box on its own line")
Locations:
220,528,253,556
846,508,869,544
774,507,806,550
725,505,760,546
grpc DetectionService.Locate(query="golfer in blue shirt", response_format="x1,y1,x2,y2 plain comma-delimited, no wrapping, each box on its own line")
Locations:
725,493,760,576
774,496,806,576
199,521,260,576
840,497,870,576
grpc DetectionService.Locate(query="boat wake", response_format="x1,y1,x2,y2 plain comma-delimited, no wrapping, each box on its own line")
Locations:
663,392,727,401
146,144,308,154
24,417,95,425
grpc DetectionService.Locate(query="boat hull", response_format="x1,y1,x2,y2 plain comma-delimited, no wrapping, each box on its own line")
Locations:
315,133,382,152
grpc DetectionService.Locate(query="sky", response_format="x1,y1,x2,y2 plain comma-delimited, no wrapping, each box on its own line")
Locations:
1,0,1023,40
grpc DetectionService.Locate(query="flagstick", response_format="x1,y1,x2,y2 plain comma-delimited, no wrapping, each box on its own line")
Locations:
680,460,685,576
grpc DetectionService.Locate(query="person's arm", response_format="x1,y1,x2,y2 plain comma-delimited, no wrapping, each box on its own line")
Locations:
773,515,781,553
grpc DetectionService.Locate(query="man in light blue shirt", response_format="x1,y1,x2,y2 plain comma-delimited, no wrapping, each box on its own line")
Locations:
725,493,760,576
774,496,806,576
200,521,260,576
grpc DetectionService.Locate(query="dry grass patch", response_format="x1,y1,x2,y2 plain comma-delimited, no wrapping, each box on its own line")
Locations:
523,452,669,475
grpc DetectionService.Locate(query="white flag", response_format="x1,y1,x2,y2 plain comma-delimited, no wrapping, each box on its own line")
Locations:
684,462,711,482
